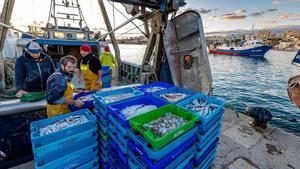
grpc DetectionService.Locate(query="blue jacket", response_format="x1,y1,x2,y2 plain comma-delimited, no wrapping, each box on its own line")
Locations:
46,69,72,105
15,52,55,92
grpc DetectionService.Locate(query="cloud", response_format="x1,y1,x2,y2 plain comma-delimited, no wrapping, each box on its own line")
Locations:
267,9,279,12
279,13,300,20
273,0,300,4
249,9,279,17
234,10,247,14
209,9,247,21
249,11,266,17
198,8,212,14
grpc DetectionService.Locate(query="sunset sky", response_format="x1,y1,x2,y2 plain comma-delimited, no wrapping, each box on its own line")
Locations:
1,0,299,36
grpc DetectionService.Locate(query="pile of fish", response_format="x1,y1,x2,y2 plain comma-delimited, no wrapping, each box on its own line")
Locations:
39,115,88,136
145,86,166,93
77,94,94,102
103,93,134,104
185,98,219,117
160,93,187,103
121,104,157,120
144,113,186,137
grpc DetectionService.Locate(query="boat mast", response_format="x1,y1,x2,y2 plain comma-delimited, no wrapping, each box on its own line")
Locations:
0,0,15,91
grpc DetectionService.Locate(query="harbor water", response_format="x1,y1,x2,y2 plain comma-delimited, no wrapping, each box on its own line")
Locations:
115,44,300,136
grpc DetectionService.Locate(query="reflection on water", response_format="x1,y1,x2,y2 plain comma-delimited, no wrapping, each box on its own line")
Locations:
116,44,300,136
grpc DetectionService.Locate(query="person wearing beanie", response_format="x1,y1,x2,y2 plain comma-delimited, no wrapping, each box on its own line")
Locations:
100,46,118,70
15,41,55,98
77,44,102,90
99,46,118,85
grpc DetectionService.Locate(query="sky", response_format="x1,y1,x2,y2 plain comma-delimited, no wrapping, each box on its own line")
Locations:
0,0,299,36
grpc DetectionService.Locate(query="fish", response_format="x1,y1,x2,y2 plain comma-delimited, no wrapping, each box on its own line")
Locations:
145,86,167,93
77,95,94,102
39,115,88,136
160,93,187,102
103,93,134,104
144,113,186,137
185,98,219,118
121,104,157,119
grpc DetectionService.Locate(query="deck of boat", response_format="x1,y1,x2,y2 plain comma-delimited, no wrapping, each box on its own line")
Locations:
9,109,300,169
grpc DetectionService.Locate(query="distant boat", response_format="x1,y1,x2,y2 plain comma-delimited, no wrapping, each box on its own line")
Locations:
291,49,300,66
209,40,272,58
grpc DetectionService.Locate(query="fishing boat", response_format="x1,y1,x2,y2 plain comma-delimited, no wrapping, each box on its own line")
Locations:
288,49,300,109
209,40,273,58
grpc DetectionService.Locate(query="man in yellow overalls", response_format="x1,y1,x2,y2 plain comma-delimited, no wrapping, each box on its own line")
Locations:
77,44,102,91
46,55,84,118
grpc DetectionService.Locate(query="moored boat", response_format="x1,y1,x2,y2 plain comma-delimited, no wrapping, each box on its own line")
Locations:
209,40,272,58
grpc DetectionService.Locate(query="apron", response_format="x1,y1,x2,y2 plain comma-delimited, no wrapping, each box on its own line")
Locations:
47,81,74,118
80,61,100,90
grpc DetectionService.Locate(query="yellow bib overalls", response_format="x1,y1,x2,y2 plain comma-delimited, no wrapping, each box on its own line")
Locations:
47,81,74,118
80,61,101,91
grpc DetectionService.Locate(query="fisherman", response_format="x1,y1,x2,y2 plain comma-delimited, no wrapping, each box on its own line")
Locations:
99,46,118,83
77,44,102,90
46,55,84,118
15,41,55,98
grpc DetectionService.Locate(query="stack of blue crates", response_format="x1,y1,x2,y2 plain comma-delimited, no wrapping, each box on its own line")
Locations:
177,93,225,168
30,109,99,169
126,83,198,169
93,87,144,168
102,66,111,88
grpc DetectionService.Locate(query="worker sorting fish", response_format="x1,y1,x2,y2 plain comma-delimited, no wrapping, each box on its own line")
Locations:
121,104,157,120
185,98,219,117
39,115,88,136
144,113,186,137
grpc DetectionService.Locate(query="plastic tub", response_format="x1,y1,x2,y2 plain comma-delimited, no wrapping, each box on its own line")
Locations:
69,91,96,111
129,104,198,150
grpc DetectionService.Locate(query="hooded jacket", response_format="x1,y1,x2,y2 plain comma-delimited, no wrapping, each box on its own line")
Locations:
15,52,55,92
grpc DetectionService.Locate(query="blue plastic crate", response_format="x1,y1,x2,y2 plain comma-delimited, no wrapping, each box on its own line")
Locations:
128,127,197,161
69,91,96,111
165,146,195,169
194,149,217,169
195,138,219,162
109,140,129,166
77,158,99,169
93,87,144,111
102,76,111,88
173,149,194,169
99,157,110,169
108,114,129,137
30,109,97,148
99,137,110,150
34,136,97,166
99,150,110,164
197,109,224,134
102,66,111,77
35,143,98,169
153,87,197,104
108,95,168,129
93,101,109,117
196,129,220,152
109,127,129,154
177,93,225,127
33,127,97,156
128,136,196,169
134,82,175,95
196,118,222,147
94,108,109,128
